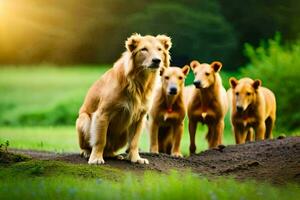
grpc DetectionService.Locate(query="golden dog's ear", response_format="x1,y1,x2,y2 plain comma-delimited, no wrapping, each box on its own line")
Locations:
159,66,166,76
125,33,142,52
156,35,172,50
252,79,261,90
190,60,200,71
229,77,238,89
182,65,190,76
211,61,222,72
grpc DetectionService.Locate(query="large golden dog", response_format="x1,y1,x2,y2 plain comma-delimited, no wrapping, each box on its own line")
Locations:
228,77,276,144
187,61,228,153
76,33,172,164
149,66,190,157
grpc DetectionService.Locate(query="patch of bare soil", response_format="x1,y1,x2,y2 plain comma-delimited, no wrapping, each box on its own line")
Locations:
9,137,300,184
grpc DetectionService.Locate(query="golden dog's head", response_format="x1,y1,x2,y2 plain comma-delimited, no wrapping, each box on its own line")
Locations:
160,66,189,96
125,33,172,70
190,60,222,89
229,77,262,113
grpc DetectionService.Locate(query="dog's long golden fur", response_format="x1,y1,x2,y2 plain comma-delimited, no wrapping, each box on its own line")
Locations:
149,66,190,157
76,34,172,164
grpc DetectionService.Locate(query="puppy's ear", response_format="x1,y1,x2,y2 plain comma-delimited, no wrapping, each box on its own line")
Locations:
182,65,190,76
156,35,172,50
229,77,238,89
252,79,261,90
190,60,200,71
125,33,142,52
159,67,166,76
211,61,222,72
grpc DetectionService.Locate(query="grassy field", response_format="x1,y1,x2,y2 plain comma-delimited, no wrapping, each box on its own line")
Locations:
0,66,299,199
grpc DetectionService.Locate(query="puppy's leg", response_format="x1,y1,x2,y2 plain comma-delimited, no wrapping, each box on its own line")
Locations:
233,124,247,144
265,117,274,139
207,124,215,149
76,113,91,159
171,123,183,157
254,122,266,141
189,119,197,154
211,120,224,148
128,117,149,164
149,118,159,154
88,112,109,165
246,128,254,142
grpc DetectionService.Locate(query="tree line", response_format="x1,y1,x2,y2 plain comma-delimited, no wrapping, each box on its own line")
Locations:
0,0,299,70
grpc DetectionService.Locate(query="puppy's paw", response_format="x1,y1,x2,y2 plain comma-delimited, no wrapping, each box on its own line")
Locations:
171,152,183,158
133,158,149,164
80,149,91,159
88,156,105,165
115,155,124,160
150,150,159,154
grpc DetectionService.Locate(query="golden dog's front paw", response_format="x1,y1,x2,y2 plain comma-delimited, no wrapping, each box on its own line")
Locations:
88,156,105,165
171,152,183,158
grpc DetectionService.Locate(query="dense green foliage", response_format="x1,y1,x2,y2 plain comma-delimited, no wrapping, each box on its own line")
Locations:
0,161,299,200
241,35,300,130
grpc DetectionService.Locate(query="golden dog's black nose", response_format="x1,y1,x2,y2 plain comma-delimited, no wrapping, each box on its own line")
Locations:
152,58,161,65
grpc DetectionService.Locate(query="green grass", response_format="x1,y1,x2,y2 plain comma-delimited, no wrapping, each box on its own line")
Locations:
0,160,299,200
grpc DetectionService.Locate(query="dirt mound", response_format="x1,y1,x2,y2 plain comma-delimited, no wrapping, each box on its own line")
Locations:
10,136,300,184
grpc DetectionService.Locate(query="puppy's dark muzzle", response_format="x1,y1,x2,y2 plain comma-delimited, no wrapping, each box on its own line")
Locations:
193,80,201,88
236,106,244,113
168,87,178,95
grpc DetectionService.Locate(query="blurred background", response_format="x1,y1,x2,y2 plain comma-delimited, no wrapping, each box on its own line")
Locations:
0,0,299,153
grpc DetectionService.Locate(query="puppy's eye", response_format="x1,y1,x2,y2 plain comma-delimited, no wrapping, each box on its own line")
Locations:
158,47,162,51
235,92,239,96
165,76,169,80
178,76,183,80
141,47,148,52
205,72,210,76
246,92,251,96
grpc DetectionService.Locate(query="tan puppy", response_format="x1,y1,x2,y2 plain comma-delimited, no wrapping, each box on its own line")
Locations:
187,60,228,153
149,66,190,157
76,33,172,164
229,77,276,144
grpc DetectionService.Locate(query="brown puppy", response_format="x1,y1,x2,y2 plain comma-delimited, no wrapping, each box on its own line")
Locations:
187,60,228,153
76,33,172,164
149,66,190,157
229,77,276,144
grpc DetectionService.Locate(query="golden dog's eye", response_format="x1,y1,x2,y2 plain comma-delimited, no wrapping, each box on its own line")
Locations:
235,92,239,96
165,76,169,80
246,92,251,96
141,47,148,52
158,47,162,51
178,76,183,80
205,72,210,76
